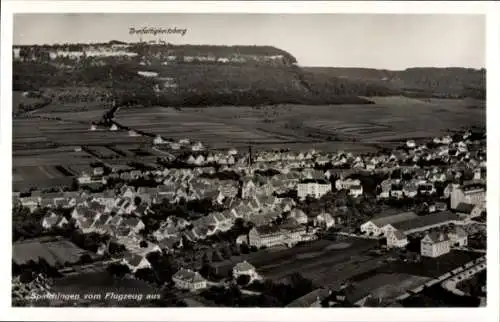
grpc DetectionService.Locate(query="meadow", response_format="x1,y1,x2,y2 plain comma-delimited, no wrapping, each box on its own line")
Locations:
115,96,485,152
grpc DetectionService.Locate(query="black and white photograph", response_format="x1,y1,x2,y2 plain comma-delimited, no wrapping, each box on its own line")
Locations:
1,1,497,320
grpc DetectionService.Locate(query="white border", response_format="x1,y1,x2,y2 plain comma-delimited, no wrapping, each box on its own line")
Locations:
1,1,498,322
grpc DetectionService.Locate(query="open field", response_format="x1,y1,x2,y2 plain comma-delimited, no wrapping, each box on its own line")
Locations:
247,237,380,287
33,107,106,122
13,165,72,181
13,118,151,148
13,238,89,267
115,97,485,152
347,273,431,303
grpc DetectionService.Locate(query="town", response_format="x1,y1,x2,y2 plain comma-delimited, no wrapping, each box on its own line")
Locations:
12,126,487,307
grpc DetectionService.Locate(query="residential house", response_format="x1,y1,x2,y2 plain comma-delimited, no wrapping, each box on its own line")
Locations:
454,203,476,217
232,261,260,281
349,185,363,198
402,183,418,198
158,237,182,253
280,198,295,213
19,196,40,212
386,229,408,249
448,227,468,247
378,181,391,199
121,186,136,199
41,212,69,230
421,232,450,258
172,269,208,291
121,254,151,273
71,205,99,221
297,179,332,200
390,183,404,199
418,183,436,196
289,208,308,225
115,197,136,215
315,212,335,229
121,218,145,234
153,225,178,241
335,178,361,191
435,202,448,212
108,215,124,228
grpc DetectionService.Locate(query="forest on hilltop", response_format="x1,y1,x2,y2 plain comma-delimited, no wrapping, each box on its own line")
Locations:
12,43,486,109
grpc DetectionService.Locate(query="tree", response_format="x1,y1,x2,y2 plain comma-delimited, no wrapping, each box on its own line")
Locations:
79,254,93,264
135,267,157,284
109,241,126,255
140,240,148,248
236,274,251,286
107,263,130,278
221,245,232,260
202,251,212,264
240,243,250,254
19,270,35,284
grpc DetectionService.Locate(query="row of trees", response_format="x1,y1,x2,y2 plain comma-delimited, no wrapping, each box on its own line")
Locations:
200,272,316,307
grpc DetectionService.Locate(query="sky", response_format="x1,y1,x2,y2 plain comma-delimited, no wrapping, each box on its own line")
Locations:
13,13,485,69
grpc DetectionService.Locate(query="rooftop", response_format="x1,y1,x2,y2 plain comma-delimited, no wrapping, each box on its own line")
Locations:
393,211,459,233
370,212,419,228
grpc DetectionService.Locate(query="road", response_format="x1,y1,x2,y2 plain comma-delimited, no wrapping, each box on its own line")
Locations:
441,259,486,296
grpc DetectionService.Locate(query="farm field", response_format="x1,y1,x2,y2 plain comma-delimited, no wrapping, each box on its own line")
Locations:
249,237,380,288
13,118,151,150
33,108,105,122
13,165,72,182
115,96,485,152
13,147,98,167
12,147,96,191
